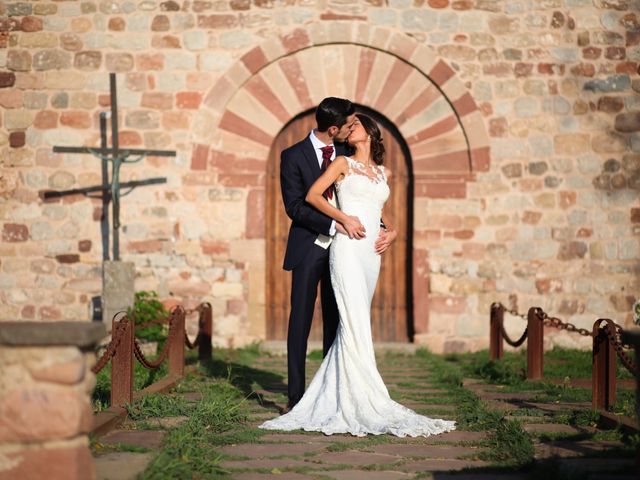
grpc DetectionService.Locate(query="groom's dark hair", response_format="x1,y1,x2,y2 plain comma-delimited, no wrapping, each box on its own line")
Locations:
316,97,355,132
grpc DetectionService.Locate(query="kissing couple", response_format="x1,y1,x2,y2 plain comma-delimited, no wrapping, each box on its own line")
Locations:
260,97,456,437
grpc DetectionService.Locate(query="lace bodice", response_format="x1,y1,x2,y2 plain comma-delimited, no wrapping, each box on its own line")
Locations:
335,157,390,215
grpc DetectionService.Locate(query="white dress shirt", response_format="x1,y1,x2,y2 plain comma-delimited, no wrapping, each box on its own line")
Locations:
309,129,337,244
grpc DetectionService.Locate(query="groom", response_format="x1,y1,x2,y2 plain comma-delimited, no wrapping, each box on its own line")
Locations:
280,97,362,410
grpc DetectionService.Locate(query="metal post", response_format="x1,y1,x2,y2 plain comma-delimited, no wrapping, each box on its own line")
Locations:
490,303,504,360
111,316,133,407
109,73,120,261
198,303,213,363
168,307,185,377
527,307,544,380
592,319,617,410
99,112,110,261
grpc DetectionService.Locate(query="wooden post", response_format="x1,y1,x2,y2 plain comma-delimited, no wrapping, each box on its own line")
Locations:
198,303,212,363
111,316,134,407
592,319,617,410
490,303,504,360
527,307,544,380
168,307,185,378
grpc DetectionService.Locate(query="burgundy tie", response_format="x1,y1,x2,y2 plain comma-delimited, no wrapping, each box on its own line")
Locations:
320,145,334,200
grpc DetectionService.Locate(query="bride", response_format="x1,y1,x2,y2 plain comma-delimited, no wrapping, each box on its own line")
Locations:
260,114,456,437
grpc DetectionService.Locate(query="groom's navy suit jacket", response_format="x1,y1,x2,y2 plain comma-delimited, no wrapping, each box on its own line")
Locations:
280,135,348,271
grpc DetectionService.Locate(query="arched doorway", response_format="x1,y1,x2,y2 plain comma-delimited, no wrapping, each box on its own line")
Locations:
265,108,413,342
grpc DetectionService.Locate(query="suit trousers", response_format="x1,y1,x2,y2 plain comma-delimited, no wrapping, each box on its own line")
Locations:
287,243,339,406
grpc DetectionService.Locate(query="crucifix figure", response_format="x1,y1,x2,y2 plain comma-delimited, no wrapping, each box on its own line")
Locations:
47,73,176,261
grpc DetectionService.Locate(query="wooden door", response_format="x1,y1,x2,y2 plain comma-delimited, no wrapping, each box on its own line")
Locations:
266,111,410,342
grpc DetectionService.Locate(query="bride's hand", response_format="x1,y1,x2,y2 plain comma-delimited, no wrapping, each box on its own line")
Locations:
343,215,366,239
335,223,347,235
374,228,397,254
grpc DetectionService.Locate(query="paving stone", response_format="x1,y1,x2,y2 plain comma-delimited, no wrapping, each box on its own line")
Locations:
313,451,401,466
403,402,455,411
94,452,154,480
400,458,491,472
100,430,165,449
320,470,414,480
370,444,481,458
219,442,326,458
418,430,488,443
259,433,363,443
220,458,310,470
535,439,627,459
522,423,583,435
557,457,635,474
232,473,314,480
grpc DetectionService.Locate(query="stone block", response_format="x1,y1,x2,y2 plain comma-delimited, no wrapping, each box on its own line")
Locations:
102,261,135,328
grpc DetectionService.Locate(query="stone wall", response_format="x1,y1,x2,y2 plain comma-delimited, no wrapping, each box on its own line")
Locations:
0,322,104,479
0,0,638,352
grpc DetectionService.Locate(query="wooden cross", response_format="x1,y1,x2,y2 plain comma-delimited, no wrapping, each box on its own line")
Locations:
47,73,176,261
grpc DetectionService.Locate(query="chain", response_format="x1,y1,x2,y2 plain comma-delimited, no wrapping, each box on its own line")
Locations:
133,308,181,370
538,310,593,337
602,323,638,378
493,302,528,321
91,316,130,374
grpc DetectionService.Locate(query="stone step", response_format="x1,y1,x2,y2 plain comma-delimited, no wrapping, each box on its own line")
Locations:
99,430,165,450
94,452,154,480
219,442,327,458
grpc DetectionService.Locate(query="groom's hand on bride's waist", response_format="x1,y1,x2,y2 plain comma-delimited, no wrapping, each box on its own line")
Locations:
343,216,366,239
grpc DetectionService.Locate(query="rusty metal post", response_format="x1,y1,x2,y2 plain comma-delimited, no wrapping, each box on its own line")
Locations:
527,307,544,380
111,315,133,407
490,303,504,361
198,303,212,363
592,319,617,410
168,307,185,377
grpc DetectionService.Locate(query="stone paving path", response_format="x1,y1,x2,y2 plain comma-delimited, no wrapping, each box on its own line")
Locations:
93,350,636,480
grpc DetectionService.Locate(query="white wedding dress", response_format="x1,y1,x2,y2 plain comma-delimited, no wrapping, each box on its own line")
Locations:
260,157,456,437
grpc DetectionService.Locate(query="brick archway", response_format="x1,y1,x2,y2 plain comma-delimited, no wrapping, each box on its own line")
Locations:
188,23,491,341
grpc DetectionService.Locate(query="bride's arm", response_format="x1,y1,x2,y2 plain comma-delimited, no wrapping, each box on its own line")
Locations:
306,156,366,239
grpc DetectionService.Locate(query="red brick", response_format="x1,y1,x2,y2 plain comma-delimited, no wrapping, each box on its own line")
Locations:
522,211,542,224
319,13,366,20
428,0,449,7
429,59,456,85
219,110,272,146
452,92,477,117
616,61,638,74
152,35,181,49
201,239,229,255
415,181,466,198
514,62,533,77
60,110,91,129
452,0,472,9
355,48,376,104
21,16,43,32
407,116,458,145
414,150,471,173
576,228,592,237
375,59,412,112
483,63,512,76
56,254,80,264
605,46,625,60
197,14,238,29
141,92,173,109
0,71,16,88
631,208,640,223
162,111,190,130
108,17,125,31
219,173,265,187
117,131,142,146
78,240,91,252
21,305,35,319
430,295,466,314
451,229,474,239
4,446,94,480
280,28,311,53
176,91,202,109
559,191,577,209
278,56,312,109
136,53,164,71
151,15,170,31
2,223,28,242
246,189,265,239
241,47,268,74
128,240,164,253
570,63,595,77
537,63,565,75
245,75,290,123
34,110,58,129
9,131,25,148
40,306,62,320
583,47,601,59
191,143,209,170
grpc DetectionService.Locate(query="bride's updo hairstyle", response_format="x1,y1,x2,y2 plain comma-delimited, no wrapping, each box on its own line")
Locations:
357,114,385,165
